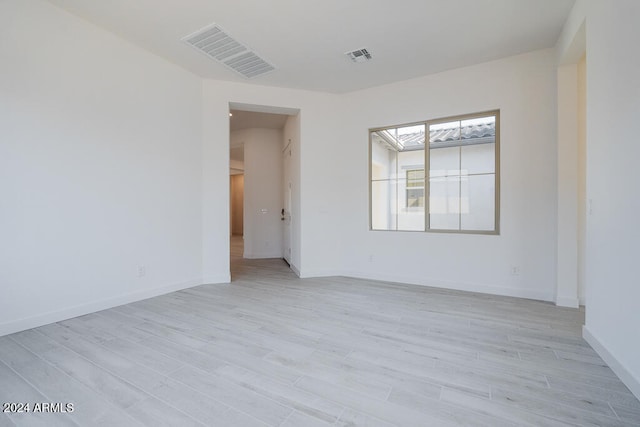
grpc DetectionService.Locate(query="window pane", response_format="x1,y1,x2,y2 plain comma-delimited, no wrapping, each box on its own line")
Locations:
397,178,424,231
405,167,425,208
430,146,459,177
397,124,426,152
406,172,424,188
406,188,424,207
429,176,460,230
371,179,397,230
397,149,424,170
460,174,495,231
460,116,495,141
372,124,425,181
429,120,460,145
398,208,425,231
371,139,398,180
461,142,495,175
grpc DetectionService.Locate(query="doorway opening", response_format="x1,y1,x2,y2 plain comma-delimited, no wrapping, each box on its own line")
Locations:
228,103,300,279
230,173,244,260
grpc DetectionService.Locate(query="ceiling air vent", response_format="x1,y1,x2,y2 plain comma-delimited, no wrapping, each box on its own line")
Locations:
345,48,372,63
182,23,275,79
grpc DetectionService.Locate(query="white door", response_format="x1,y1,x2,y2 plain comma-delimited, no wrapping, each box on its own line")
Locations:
283,142,292,264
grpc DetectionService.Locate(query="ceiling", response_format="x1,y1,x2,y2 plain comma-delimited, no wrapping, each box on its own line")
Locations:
229,110,289,132
46,0,575,93
229,110,291,164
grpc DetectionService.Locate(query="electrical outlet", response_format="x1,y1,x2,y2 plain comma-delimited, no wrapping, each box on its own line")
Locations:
137,265,146,278
510,266,520,276
368,254,374,262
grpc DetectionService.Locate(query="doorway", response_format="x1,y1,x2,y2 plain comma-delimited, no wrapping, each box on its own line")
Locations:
228,103,300,276
229,173,244,259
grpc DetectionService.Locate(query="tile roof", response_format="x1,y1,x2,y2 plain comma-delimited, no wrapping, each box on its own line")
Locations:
374,120,495,151
430,121,495,143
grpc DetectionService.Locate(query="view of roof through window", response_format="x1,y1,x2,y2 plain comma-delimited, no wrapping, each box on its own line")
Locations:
372,116,495,152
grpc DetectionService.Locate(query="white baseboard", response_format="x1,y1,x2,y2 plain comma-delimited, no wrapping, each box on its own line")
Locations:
583,326,640,399
243,252,284,259
299,270,345,279
201,274,231,284
340,270,554,302
0,278,202,338
555,296,580,308
290,264,301,277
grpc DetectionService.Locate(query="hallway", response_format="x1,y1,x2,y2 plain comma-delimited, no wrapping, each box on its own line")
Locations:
230,235,292,282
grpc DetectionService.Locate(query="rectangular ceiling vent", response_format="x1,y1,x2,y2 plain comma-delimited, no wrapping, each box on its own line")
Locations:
182,23,275,79
345,48,372,63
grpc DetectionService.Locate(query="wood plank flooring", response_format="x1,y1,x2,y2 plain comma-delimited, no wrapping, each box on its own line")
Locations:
1,238,639,426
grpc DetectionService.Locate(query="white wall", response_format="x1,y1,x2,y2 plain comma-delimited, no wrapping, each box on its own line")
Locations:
231,129,283,258
0,0,203,335
576,54,587,306
556,64,580,308
567,0,640,398
555,1,588,310
338,49,559,301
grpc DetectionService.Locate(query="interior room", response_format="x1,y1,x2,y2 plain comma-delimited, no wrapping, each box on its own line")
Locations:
1,0,639,425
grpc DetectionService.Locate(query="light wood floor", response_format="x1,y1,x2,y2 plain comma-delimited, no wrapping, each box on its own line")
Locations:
1,239,639,426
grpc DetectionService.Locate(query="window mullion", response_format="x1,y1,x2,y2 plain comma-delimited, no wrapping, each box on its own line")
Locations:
458,120,462,231
425,121,430,232
395,142,399,231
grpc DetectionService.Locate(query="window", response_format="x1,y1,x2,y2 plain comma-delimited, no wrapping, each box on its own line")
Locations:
370,110,499,234
406,169,424,208
370,124,425,231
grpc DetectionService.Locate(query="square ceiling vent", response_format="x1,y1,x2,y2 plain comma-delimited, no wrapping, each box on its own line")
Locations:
182,23,275,79
345,48,372,63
